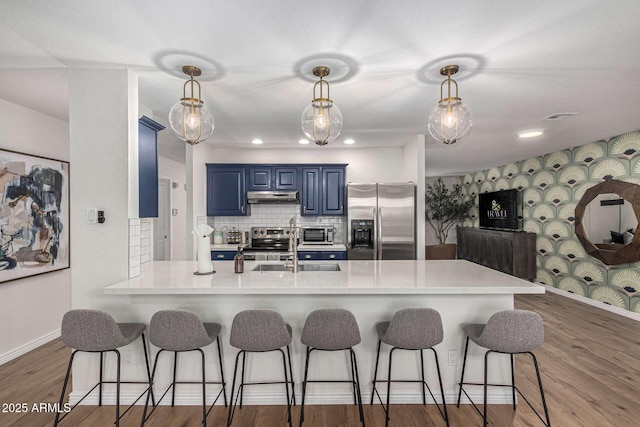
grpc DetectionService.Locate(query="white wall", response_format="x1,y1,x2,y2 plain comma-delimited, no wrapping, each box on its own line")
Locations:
158,156,187,260
0,98,70,363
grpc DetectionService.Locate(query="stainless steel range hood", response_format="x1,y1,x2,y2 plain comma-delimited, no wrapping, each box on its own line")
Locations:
247,190,300,204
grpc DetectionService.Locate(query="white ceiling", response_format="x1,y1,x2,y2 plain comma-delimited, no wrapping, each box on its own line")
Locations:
1,0,640,176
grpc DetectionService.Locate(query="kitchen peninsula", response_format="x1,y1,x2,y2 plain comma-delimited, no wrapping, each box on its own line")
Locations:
93,260,544,407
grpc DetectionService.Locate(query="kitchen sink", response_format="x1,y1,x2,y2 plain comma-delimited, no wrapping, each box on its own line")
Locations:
252,263,341,272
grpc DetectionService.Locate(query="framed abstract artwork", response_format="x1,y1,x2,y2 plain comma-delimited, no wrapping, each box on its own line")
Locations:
0,148,70,283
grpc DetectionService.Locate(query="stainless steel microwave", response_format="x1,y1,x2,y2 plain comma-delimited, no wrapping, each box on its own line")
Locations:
300,226,335,245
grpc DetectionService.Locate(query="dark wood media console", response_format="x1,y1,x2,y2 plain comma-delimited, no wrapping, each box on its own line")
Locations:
456,227,536,280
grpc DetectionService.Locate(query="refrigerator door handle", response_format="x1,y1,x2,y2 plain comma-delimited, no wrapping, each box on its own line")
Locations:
373,207,378,260
378,207,383,259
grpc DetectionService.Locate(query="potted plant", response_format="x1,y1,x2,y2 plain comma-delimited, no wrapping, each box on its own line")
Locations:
425,178,474,259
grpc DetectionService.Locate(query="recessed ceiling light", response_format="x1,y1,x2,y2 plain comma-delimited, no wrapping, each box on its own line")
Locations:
343,139,355,145
298,139,309,145
517,129,544,139
251,139,264,145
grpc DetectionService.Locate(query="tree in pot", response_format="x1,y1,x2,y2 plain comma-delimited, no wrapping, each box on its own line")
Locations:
425,178,474,259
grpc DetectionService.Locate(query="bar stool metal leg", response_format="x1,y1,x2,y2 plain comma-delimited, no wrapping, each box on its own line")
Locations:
299,347,312,426
171,351,178,407
385,347,396,427
239,351,246,408
54,351,77,427
530,352,551,426
99,352,104,406
420,350,426,405
511,353,516,410
286,345,297,406
280,348,293,426
227,350,243,426
430,348,449,426
456,337,470,407
216,336,228,407
115,350,121,427
141,333,155,406
370,339,382,405
350,349,366,425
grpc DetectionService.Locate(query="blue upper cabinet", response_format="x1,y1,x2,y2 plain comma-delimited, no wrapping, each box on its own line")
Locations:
301,165,346,216
301,168,320,215
206,165,248,216
247,166,298,190
274,167,298,190
138,116,165,218
248,167,272,190
321,167,345,215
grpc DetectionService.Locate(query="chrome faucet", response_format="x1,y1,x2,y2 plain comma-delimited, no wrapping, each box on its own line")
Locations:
285,217,299,273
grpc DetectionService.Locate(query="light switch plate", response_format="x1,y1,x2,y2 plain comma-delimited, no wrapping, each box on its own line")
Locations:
86,207,97,224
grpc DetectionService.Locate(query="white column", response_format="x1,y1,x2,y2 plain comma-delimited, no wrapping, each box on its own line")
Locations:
68,68,138,391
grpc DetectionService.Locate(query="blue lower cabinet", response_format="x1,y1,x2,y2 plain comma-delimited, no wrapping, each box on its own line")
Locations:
298,251,346,260
211,251,236,261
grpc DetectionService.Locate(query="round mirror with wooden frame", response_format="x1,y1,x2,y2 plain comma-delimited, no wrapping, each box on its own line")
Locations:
575,179,640,265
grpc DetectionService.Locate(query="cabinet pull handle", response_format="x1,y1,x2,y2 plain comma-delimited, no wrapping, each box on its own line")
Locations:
305,254,312,259
217,254,225,258
241,205,245,213
329,254,336,259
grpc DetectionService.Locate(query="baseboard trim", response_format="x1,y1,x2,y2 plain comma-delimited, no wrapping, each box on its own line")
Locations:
544,285,640,321
0,329,61,366
70,388,514,406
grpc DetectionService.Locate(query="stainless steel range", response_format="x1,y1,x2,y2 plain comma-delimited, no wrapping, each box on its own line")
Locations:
243,227,296,261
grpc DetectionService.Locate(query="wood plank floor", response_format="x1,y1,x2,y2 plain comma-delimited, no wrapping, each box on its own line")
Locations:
0,291,638,426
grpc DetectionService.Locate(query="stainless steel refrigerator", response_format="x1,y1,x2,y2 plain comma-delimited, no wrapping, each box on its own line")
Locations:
347,183,416,260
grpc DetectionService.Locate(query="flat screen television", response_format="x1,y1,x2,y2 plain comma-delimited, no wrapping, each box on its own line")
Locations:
479,189,521,230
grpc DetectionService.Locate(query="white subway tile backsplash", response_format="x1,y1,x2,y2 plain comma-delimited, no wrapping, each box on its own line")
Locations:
130,235,141,247
141,253,151,263
207,204,346,243
129,265,140,278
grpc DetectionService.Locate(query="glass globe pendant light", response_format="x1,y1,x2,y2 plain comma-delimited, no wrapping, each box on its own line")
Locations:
301,66,343,146
427,65,473,145
168,65,214,145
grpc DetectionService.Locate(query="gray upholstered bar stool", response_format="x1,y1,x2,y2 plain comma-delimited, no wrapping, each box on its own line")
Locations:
299,308,365,426
456,309,551,427
54,309,154,427
141,310,227,426
371,308,449,427
227,309,296,427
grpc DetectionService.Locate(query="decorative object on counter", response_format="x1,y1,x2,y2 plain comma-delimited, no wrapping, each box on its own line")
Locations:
425,178,474,260
192,224,215,275
212,229,224,244
427,64,473,145
227,227,242,244
0,148,70,284
234,247,244,273
301,66,343,146
168,65,214,145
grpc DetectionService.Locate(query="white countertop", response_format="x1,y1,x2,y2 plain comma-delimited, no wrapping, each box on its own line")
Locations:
297,243,347,251
104,260,544,296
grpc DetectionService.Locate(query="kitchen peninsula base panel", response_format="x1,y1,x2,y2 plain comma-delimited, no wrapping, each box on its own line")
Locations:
70,293,518,406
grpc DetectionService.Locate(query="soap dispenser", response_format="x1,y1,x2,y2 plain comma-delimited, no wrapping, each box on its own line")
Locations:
234,246,244,274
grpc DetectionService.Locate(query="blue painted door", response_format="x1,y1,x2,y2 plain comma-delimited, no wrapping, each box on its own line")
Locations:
321,167,345,215
301,168,320,215
138,116,164,218
206,165,247,216
248,167,272,190
274,167,298,190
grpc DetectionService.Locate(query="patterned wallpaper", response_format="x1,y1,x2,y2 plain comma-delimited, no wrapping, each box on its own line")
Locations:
456,130,640,313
